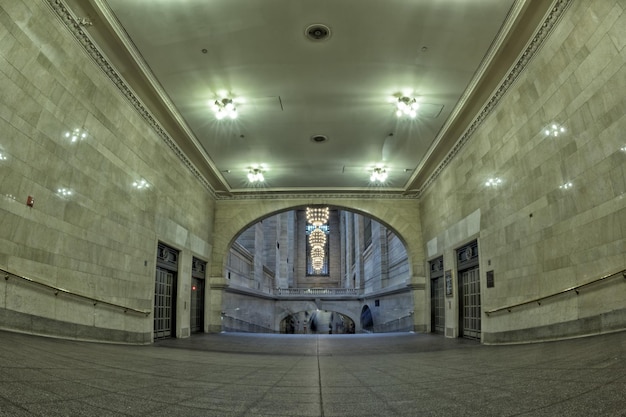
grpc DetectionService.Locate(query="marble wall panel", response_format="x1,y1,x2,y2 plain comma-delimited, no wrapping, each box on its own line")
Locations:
0,1,214,341
419,0,626,342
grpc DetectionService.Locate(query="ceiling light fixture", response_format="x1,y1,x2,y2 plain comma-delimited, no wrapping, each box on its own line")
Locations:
211,97,238,120
64,128,88,142
0,152,7,161
306,207,329,227
544,123,566,137
370,166,388,183
396,96,420,118
559,182,573,190
247,167,265,183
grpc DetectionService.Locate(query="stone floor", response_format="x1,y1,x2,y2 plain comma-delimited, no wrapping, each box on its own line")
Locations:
0,330,624,416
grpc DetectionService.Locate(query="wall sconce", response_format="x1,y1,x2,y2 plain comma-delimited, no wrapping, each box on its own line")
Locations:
485,178,502,187
544,123,566,137
64,128,88,142
132,179,150,189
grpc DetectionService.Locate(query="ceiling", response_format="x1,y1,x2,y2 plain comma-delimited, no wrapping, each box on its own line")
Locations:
63,0,552,197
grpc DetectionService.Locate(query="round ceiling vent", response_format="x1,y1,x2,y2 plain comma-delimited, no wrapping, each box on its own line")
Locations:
305,24,331,41
310,134,329,143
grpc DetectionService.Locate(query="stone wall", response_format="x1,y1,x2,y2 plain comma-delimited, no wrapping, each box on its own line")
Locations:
0,1,214,342
419,0,626,343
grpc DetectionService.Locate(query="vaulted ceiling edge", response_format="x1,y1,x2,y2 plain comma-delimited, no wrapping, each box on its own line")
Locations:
45,0,571,202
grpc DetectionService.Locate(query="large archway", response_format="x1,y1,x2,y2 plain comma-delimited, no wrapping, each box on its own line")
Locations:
207,197,426,333
280,310,356,334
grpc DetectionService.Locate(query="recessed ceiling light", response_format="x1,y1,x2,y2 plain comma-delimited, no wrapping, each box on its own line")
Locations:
310,135,328,143
305,24,331,41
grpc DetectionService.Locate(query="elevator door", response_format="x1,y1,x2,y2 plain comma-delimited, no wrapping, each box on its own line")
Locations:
190,277,205,333
431,277,445,334
154,267,176,339
459,267,481,340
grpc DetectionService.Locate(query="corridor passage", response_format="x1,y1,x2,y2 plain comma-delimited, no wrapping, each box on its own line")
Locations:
0,330,624,416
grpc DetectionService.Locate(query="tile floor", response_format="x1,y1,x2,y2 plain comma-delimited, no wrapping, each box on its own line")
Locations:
0,330,624,416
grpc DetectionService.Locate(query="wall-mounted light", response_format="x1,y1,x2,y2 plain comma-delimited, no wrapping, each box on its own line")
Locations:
485,178,502,187
57,188,72,197
64,128,88,142
544,123,566,137
132,179,150,189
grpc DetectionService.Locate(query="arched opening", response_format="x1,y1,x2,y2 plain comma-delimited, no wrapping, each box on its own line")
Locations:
280,310,356,334
221,205,414,334
361,305,374,332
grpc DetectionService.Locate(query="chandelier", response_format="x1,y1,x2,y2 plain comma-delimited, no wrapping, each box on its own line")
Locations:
307,206,330,274
309,228,327,248
396,96,420,118
370,166,388,183
211,97,238,120
311,257,324,272
306,207,329,227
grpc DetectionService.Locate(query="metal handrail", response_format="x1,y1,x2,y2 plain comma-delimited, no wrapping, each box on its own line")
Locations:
485,268,626,315
2,267,151,315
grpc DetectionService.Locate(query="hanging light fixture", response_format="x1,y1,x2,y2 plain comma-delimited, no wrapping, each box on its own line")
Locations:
211,97,238,120
311,246,325,260
306,207,329,227
396,96,420,118
370,166,388,183
309,228,327,248
311,257,324,272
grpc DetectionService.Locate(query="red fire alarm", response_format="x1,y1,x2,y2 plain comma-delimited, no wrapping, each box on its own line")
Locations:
26,196,34,207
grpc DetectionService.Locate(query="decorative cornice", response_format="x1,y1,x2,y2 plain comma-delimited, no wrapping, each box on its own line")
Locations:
45,0,218,199
418,0,572,195
215,191,420,201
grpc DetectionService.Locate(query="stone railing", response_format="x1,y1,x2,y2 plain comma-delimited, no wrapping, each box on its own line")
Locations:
274,288,361,297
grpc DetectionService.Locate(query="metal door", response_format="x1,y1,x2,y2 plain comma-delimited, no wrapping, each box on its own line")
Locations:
430,277,445,334
459,267,481,340
190,277,204,333
154,267,176,339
